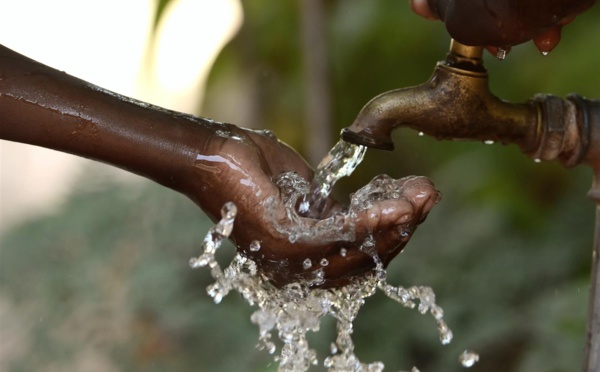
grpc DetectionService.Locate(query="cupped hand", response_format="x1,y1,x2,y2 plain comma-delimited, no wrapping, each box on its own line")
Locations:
192,125,440,288
411,0,596,55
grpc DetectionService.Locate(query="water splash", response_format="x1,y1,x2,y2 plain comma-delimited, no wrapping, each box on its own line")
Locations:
459,350,480,368
268,171,354,244
249,240,261,252
299,140,366,218
188,140,475,370
190,200,460,371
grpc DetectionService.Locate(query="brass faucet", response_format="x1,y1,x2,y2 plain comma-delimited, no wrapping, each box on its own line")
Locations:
342,40,599,169
343,39,600,372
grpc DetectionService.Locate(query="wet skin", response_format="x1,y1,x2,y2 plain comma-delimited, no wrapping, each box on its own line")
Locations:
192,125,441,287
0,44,440,288
411,0,596,54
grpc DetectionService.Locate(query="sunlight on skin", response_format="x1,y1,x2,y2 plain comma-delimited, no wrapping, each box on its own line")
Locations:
0,0,241,233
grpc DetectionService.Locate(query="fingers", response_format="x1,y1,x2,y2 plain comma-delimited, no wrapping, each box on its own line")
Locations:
241,173,441,288
533,26,562,55
356,176,440,230
397,176,441,218
409,0,590,57
410,0,438,20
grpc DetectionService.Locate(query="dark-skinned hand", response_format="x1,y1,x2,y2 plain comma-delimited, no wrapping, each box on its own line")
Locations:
193,125,440,287
411,0,596,55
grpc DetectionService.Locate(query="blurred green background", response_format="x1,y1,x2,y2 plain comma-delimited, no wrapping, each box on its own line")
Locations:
2,1,600,371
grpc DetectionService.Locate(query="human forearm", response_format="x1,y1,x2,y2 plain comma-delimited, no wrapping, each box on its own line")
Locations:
0,44,218,200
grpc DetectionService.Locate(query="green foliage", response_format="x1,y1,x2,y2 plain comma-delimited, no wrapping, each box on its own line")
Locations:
3,1,600,371
1,174,274,371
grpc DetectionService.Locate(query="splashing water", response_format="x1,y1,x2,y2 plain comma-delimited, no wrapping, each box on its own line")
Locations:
190,202,459,371
188,141,478,370
459,350,480,368
299,140,366,218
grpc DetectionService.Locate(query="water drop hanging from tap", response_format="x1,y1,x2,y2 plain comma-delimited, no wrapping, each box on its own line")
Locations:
496,48,507,60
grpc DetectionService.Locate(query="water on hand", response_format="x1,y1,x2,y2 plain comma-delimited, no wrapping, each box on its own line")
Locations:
189,203,465,370
188,140,478,370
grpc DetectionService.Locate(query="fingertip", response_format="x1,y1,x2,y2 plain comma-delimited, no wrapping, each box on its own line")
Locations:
410,0,438,20
534,26,562,55
369,199,412,229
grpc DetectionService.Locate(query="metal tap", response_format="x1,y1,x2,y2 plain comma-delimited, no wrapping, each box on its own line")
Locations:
343,39,600,372
341,40,599,169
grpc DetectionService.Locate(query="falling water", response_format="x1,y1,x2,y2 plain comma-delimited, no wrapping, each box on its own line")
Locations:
188,140,478,370
189,201,462,371
299,140,366,218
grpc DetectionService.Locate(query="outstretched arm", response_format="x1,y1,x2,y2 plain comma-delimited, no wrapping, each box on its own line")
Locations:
0,44,440,287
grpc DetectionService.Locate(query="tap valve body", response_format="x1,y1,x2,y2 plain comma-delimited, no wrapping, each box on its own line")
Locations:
341,40,598,168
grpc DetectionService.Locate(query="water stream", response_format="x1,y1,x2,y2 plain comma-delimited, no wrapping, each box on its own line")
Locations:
299,140,366,218
189,140,478,370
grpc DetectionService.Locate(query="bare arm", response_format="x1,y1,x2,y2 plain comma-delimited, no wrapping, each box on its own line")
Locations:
0,44,217,200
0,44,440,287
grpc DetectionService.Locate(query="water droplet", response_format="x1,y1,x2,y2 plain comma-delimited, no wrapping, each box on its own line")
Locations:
250,240,261,252
431,305,444,320
261,129,276,138
483,140,494,145
496,48,507,60
340,248,347,257
330,342,338,354
207,282,225,304
438,322,453,344
298,199,310,214
302,258,313,270
360,235,376,254
221,201,237,220
320,258,329,267
534,158,541,163
541,50,550,56
418,131,425,137
314,268,325,281
288,233,298,243
459,350,479,368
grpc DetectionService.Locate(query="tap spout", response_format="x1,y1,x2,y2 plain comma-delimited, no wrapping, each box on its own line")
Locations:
342,40,538,154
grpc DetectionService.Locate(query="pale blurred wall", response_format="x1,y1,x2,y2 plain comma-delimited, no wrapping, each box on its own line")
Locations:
0,0,242,235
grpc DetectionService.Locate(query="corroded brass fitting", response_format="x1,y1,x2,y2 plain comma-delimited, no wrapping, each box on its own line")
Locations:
341,40,597,168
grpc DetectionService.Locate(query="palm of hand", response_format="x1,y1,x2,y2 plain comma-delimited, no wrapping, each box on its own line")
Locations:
194,127,440,287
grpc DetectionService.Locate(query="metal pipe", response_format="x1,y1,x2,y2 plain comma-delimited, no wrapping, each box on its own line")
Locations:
341,39,600,370
341,40,589,166
584,202,600,371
